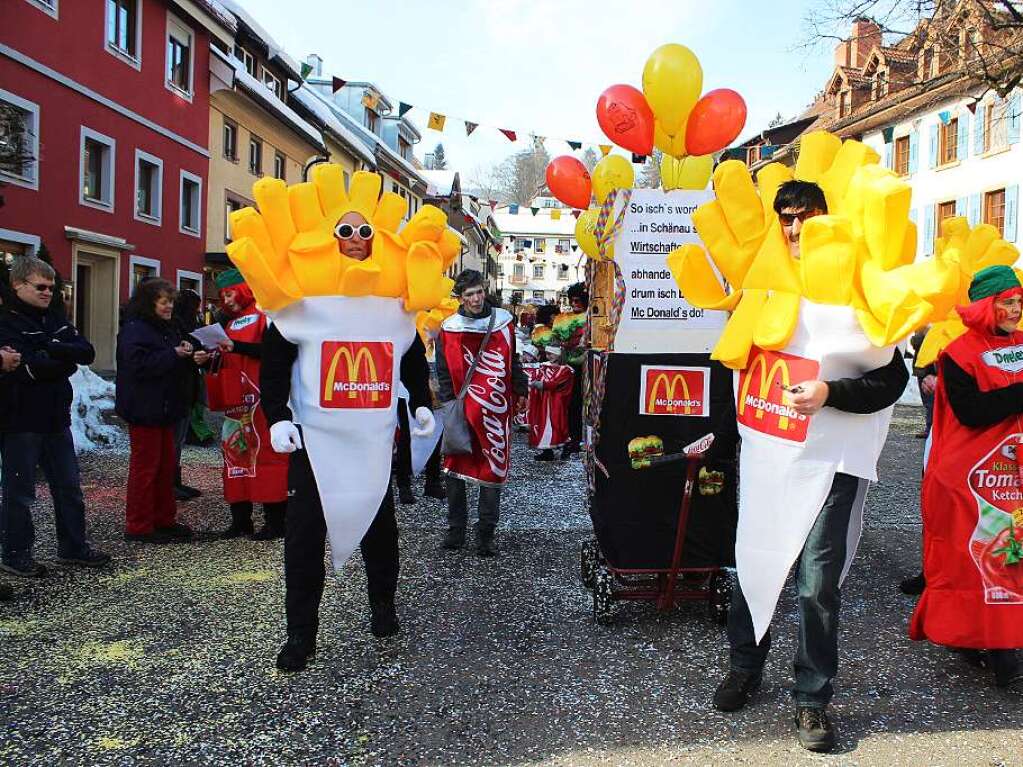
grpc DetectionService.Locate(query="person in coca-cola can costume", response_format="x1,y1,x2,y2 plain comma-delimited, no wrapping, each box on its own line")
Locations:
436,270,528,556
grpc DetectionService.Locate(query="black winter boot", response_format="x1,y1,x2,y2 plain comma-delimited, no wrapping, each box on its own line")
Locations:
424,478,447,500
276,634,316,672
476,524,499,557
370,599,400,638
252,502,286,540
441,527,466,550
220,504,254,539
397,481,415,505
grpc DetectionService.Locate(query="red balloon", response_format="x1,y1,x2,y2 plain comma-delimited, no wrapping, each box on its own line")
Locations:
596,84,655,156
685,88,747,156
545,156,592,209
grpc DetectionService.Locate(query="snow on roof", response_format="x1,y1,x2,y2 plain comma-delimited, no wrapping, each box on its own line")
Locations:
214,47,324,150
423,170,458,196
291,86,376,165
219,0,302,80
327,105,428,187
493,207,577,236
195,0,237,32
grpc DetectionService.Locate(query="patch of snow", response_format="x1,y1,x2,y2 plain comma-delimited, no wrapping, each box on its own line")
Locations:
70,367,125,453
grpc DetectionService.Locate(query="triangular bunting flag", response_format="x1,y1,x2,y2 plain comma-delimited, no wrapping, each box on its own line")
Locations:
300,62,313,80
465,121,479,136
551,209,562,220
362,91,380,110
332,77,347,93
631,153,648,164
567,140,582,150
881,126,895,144
509,204,520,214
967,99,978,114
530,207,539,216
571,244,579,251
599,144,612,156
571,210,581,219
428,112,447,131
532,134,545,149
500,129,517,142
398,102,414,117
489,200,497,209
464,213,474,224
938,110,951,125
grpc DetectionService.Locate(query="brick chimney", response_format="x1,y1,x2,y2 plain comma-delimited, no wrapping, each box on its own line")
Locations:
834,18,882,69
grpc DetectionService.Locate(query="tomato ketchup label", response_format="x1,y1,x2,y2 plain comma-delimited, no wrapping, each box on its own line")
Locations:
968,434,1023,604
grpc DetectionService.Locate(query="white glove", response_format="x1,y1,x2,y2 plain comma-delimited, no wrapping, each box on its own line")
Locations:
411,406,436,438
270,421,303,453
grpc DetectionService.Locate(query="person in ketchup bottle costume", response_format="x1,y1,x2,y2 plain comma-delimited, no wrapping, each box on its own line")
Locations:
213,269,289,540
910,265,1023,695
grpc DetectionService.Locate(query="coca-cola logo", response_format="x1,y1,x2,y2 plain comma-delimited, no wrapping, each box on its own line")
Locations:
463,331,511,478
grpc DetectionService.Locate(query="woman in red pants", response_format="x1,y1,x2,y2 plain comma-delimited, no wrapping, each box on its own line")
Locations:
116,279,207,543
211,269,289,539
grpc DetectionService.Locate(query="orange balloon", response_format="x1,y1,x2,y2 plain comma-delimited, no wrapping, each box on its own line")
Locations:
545,156,592,209
596,84,655,155
684,89,748,156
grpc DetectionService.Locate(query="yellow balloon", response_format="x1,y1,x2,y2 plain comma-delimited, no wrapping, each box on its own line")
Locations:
575,208,601,260
642,44,703,136
661,154,713,191
591,155,635,204
654,121,687,158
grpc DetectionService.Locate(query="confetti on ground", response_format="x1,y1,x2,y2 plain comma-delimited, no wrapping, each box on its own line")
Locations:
0,407,1020,765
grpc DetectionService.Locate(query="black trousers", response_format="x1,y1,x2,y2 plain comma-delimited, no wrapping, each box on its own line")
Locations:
284,446,399,639
395,399,412,485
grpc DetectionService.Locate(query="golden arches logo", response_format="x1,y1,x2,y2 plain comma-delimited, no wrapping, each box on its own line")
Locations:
648,373,695,415
738,352,792,430
323,345,380,403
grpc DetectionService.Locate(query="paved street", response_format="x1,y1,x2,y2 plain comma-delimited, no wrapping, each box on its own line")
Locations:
1,406,1021,766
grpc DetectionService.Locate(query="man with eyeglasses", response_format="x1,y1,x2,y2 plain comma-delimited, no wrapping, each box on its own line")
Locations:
262,210,433,672
0,257,110,578
711,181,908,753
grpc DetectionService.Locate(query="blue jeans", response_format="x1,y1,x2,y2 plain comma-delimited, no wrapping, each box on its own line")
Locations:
1,429,90,564
727,472,864,707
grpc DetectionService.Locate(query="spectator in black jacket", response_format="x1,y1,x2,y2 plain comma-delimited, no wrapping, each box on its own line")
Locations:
0,257,109,577
116,279,209,543
171,289,204,501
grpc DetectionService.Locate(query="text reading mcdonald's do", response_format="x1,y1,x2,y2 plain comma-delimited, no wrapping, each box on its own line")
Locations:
319,341,394,410
736,348,820,444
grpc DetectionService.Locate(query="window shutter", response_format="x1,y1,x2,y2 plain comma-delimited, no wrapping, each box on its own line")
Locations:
928,124,939,168
957,111,969,159
974,104,986,155
923,205,936,254
1009,92,1021,145
909,208,918,223
883,142,893,169
908,131,919,174
1005,185,1019,243
956,197,968,217
968,193,981,227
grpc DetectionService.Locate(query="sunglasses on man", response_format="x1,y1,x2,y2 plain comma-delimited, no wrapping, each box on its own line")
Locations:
333,222,374,240
778,210,821,227
26,282,54,293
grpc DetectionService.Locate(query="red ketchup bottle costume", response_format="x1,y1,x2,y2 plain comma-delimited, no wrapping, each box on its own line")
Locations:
215,268,289,538
526,347,575,450
910,265,1023,689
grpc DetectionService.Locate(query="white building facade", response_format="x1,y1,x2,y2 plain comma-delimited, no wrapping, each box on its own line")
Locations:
861,87,1020,259
492,202,583,305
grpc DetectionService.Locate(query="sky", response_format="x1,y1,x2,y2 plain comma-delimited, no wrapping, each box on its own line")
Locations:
241,0,855,181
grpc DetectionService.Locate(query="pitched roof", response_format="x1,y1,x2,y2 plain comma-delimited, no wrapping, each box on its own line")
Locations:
290,86,376,165
218,0,303,81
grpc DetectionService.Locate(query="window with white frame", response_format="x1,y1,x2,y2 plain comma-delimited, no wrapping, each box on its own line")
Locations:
234,46,256,76
166,14,194,98
179,170,201,236
24,0,58,19
80,127,116,211
224,192,250,243
533,263,544,279
985,97,1010,153
129,255,160,294
248,137,262,175
134,150,163,224
105,0,141,65
273,152,285,180
0,89,40,189
177,269,203,297
534,238,545,253
223,119,237,160
532,290,544,300
262,69,282,100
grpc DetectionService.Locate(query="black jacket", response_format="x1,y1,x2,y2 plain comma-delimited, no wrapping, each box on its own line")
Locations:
0,297,94,433
942,354,1023,428
115,316,190,426
823,348,909,413
259,325,432,427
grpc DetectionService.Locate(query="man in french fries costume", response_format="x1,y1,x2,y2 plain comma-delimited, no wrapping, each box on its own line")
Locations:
226,166,458,672
668,131,1015,751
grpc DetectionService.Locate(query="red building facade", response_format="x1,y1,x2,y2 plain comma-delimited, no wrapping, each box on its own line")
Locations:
0,0,234,369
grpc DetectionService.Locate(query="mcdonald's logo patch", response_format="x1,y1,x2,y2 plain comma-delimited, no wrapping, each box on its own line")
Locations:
737,348,820,443
320,341,394,409
639,366,709,417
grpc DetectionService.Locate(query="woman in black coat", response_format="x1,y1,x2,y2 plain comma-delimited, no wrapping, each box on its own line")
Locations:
116,279,208,543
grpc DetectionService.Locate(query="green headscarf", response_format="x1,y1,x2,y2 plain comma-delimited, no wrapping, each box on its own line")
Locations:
215,268,245,290
968,265,1021,302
